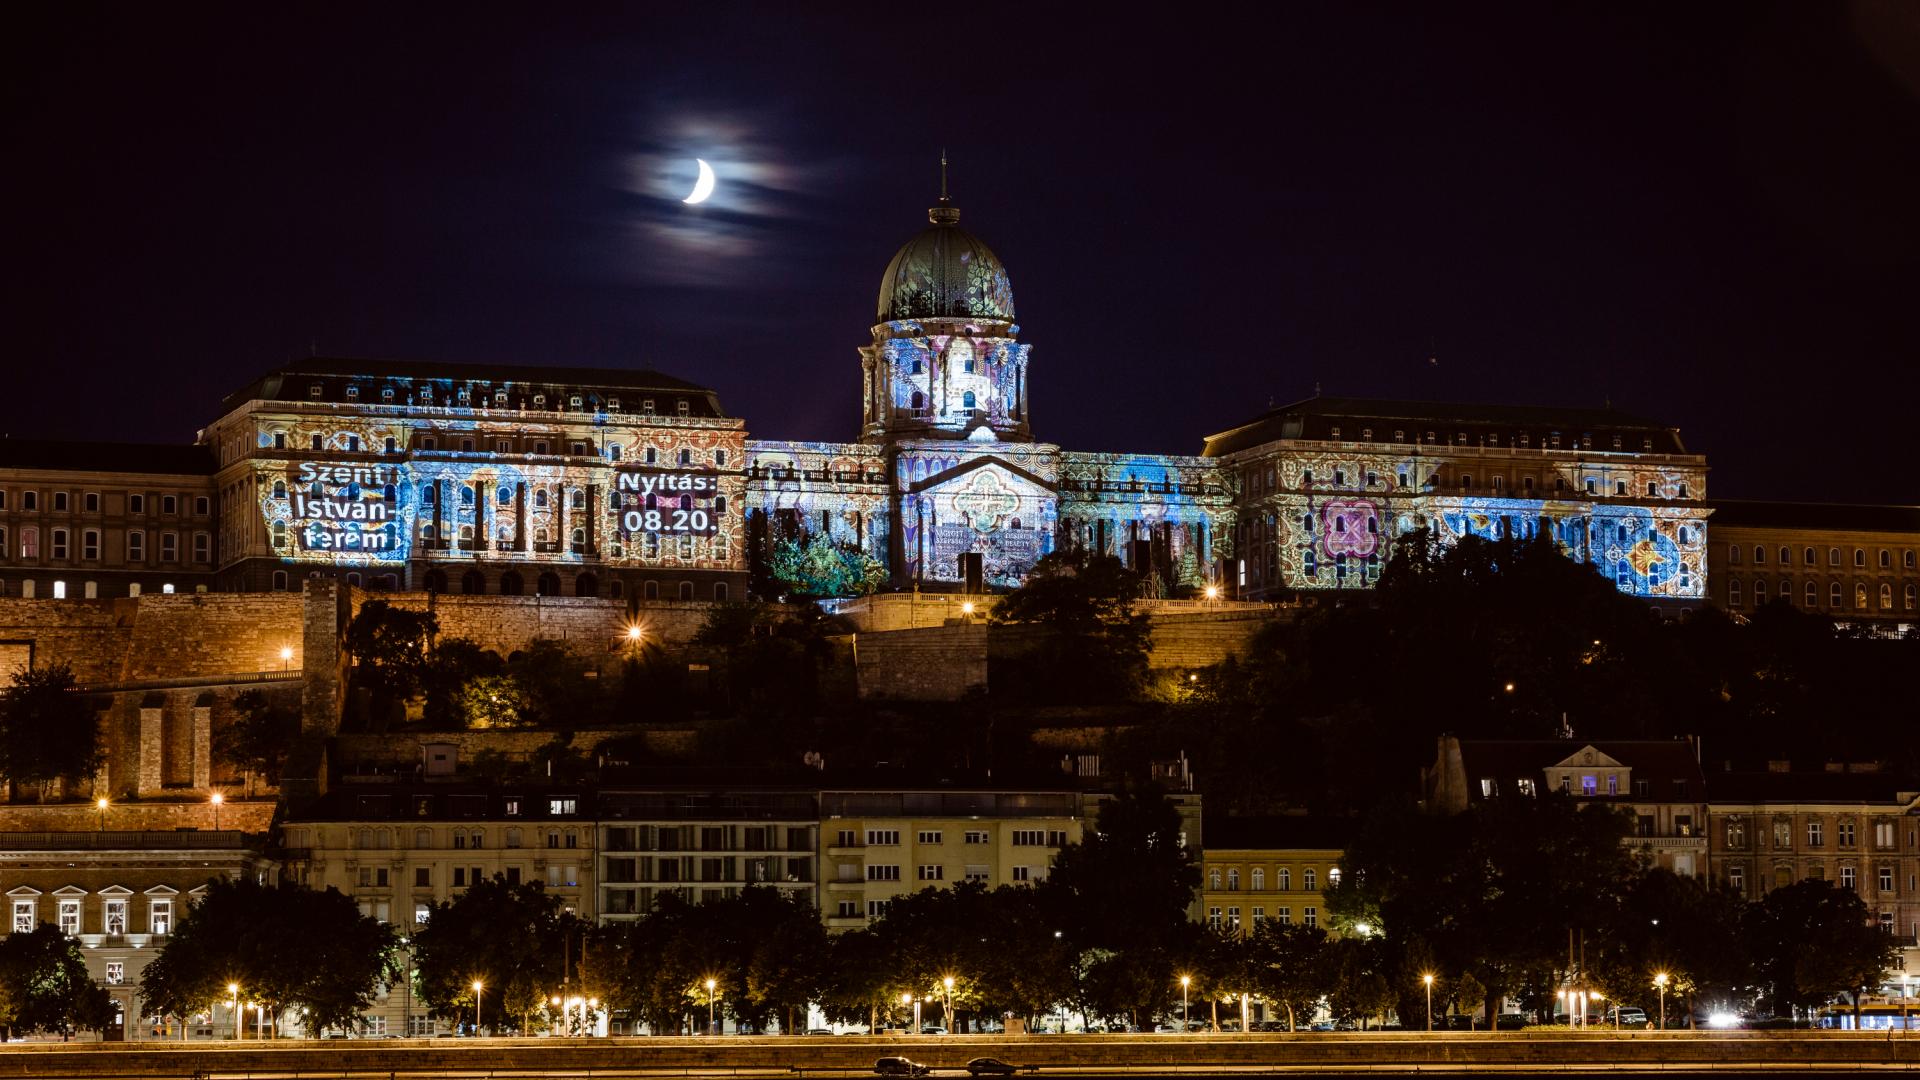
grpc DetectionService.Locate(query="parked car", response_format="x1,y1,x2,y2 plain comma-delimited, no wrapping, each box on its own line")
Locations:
874,1057,932,1077
967,1058,1022,1076
1605,1007,1648,1027
1494,1014,1528,1031
806,1028,837,1035
919,1025,948,1035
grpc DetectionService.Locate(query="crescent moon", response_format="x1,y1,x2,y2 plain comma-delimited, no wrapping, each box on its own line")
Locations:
683,159,716,205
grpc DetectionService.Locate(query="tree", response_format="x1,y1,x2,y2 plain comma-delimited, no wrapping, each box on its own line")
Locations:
1745,879,1896,1020
767,534,885,598
140,877,394,1035
691,602,850,716
1246,921,1332,1031
214,689,301,792
420,638,505,728
410,875,572,1033
991,548,1153,704
0,663,103,799
1587,869,1749,1022
344,600,438,719
0,925,112,1039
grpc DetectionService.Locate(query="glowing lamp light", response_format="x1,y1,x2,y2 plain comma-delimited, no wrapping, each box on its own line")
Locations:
944,976,955,991
210,792,223,806
1422,973,1434,986
228,982,239,995
626,625,643,641
961,601,975,615
279,646,293,661
1205,585,1220,600
1180,975,1191,987
1503,682,1516,693
97,797,110,811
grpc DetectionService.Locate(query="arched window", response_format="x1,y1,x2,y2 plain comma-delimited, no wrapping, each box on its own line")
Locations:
537,572,561,596
1856,583,1869,610
575,573,598,598
962,390,977,410
461,486,475,506
678,581,694,601
1753,580,1767,605
1831,581,1843,607
272,521,287,548
500,571,524,596
1303,868,1317,891
498,486,513,506
1251,868,1265,891
534,489,549,509
1880,584,1893,610
1880,549,1892,568
272,570,288,591
1728,545,1741,565
910,391,924,410
1227,868,1240,891
713,582,729,602
570,527,586,554
1805,581,1818,608
272,480,287,499
1907,584,1917,611
424,569,448,593
1753,546,1765,565
1906,550,1916,569
1780,546,1791,564
644,581,660,600
1459,475,1473,490
714,495,728,516
421,484,436,505
1855,548,1867,567
1728,578,1742,606
461,571,485,595
1806,547,1817,565
1278,868,1291,890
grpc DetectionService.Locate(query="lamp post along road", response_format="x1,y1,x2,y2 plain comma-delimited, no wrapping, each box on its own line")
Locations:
472,981,484,1037
943,976,955,1034
1180,975,1190,1033
1654,973,1668,1031
707,979,718,1035
1423,974,1434,1032
228,984,240,1041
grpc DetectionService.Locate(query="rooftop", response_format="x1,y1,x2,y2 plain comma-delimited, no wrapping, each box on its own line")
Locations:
1202,395,1689,458
1706,500,1920,534
219,356,727,416
0,438,216,476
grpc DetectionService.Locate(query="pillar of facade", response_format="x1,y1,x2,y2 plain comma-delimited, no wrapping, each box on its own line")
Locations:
137,703,164,796
191,701,212,792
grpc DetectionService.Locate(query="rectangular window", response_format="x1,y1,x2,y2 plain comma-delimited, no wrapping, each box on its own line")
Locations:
84,492,99,513
161,495,177,514
12,901,32,934
836,829,857,848
1728,865,1745,896
917,830,943,845
1012,830,1045,846
452,868,466,887
866,900,891,918
414,867,430,887
917,865,944,881
866,864,901,881
964,865,990,882
57,901,80,936
1011,866,1033,882
1808,822,1824,847
150,900,172,934
160,533,178,561
548,797,577,815
1882,866,1896,894
105,961,125,985
1840,821,1856,847
865,829,900,846
1877,822,1897,849
1303,906,1318,928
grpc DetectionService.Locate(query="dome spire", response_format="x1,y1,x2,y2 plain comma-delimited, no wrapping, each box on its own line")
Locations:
929,149,960,225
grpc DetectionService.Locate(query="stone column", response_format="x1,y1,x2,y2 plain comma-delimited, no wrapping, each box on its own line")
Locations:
191,700,212,792
137,700,164,796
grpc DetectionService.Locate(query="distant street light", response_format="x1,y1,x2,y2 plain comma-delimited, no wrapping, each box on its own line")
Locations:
229,983,240,1040
1205,585,1220,601
1423,973,1434,1032
708,978,719,1034
626,625,643,643
943,976,955,1033
280,646,293,671
1180,975,1191,1032
210,791,223,831
472,980,484,1036
96,797,109,831
1653,973,1668,1031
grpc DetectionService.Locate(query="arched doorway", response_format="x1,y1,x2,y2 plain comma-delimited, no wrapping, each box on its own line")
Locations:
537,572,561,596
575,573,598,597
460,570,485,595
423,569,448,593
499,571,524,596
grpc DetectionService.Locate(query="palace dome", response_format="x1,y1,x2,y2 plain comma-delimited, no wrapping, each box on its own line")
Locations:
875,201,1015,324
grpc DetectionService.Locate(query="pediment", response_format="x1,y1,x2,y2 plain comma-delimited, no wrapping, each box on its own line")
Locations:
97,886,133,897
1549,745,1625,771
142,885,179,896
6,886,41,898
52,886,87,897
910,456,1054,497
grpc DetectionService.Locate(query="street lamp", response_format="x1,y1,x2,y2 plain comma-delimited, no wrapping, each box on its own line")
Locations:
1423,973,1434,1032
210,791,223,831
1653,973,1668,1031
1205,585,1220,601
228,983,240,1040
471,980,484,1036
1240,992,1249,1034
707,978,718,1035
1180,975,1191,1032
96,796,109,831
943,976,955,1033
279,646,293,671
626,625,643,643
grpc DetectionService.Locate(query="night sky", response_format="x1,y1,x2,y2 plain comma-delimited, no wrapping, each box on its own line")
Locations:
6,3,1918,502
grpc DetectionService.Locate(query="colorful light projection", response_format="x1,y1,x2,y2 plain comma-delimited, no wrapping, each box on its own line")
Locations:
1058,451,1235,590
1234,447,1707,599
254,417,746,573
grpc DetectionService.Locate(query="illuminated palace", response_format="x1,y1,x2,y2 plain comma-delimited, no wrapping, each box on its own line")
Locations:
13,183,1909,607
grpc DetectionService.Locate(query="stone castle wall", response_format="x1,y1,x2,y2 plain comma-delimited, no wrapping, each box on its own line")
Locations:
0,594,305,686
852,624,989,701
352,591,715,661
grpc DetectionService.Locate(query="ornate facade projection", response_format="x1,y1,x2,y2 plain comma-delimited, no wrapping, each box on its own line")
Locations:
206,362,749,598
1204,401,1710,602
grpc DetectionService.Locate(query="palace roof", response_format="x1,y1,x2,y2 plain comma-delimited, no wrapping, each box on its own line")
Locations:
1202,395,1689,458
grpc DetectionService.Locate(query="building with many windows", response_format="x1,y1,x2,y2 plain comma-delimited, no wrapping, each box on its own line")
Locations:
0,830,272,1041
1707,768,1920,947
1707,501,1920,634
280,782,596,1036
0,440,218,600
1205,398,1711,604
819,787,1087,930
1198,816,1350,939
597,785,819,921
